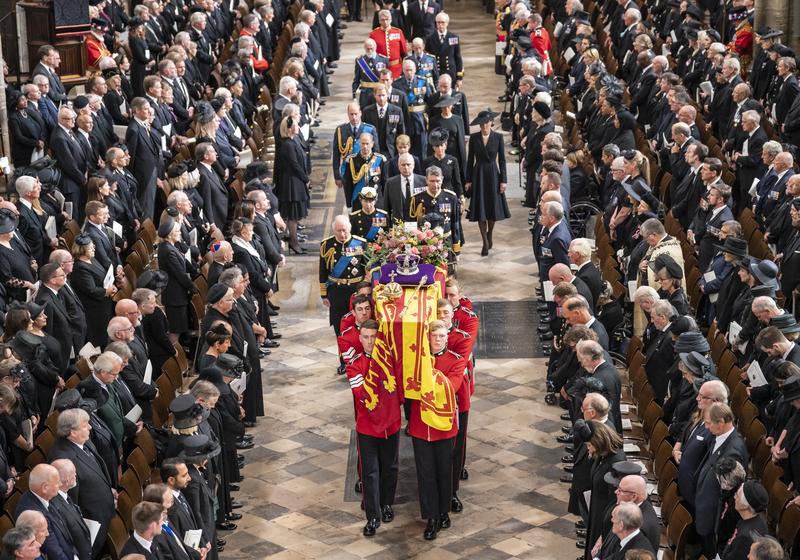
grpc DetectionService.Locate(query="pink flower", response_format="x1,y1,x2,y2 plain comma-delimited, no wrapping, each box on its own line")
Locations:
437,242,444,251
416,231,427,240
373,244,381,252
426,230,435,238
410,247,420,255
420,245,431,257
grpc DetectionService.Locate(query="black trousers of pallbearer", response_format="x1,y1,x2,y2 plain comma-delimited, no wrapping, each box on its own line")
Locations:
452,411,468,492
357,430,400,520
412,436,455,519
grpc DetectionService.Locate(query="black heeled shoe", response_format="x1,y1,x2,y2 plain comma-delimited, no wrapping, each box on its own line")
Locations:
289,245,308,254
487,233,493,249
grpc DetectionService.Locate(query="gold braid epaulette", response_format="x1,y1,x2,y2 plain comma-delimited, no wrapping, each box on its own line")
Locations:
349,154,375,184
321,244,336,270
338,127,355,159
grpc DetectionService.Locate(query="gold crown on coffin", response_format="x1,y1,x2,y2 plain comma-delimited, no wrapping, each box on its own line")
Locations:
396,251,420,275
384,270,403,299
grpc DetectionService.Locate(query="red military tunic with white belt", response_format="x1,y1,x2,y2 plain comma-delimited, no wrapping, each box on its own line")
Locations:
452,303,479,394
409,348,464,441
530,26,553,75
240,29,270,71
369,25,409,78
338,323,364,363
447,327,473,409
347,352,402,437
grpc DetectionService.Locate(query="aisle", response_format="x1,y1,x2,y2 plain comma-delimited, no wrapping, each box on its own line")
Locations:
221,2,580,558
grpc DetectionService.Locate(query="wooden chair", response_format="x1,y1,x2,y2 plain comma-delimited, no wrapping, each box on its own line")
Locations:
135,429,158,466
744,419,766,456
156,375,177,406
126,447,151,487
778,504,800,550
126,251,144,277
152,395,169,430
106,514,129,560
666,503,693,559
0,513,13,536
119,467,142,505
25,448,46,470
174,341,189,375
3,491,20,520
161,357,183,393
44,411,60,433
115,488,134,531
768,479,793,527
35,429,55,457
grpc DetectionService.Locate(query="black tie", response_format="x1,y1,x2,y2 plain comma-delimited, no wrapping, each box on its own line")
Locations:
177,492,191,515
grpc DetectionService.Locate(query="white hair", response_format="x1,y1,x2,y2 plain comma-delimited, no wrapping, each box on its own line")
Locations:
279,76,297,94
15,176,36,196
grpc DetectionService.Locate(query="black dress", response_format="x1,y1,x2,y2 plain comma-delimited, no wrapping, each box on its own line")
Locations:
129,35,152,98
158,241,198,334
8,110,45,168
142,307,177,375
423,154,463,197
427,115,467,185
274,135,310,221
465,131,510,222
71,258,114,347
33,331,65,376
0,243,36,303
104,89,131,126
586,449,627,559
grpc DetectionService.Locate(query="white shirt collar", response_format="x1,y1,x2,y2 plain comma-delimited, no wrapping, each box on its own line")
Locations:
783,344,796,360
749,125,760,138
712,426,734,453
79,129,91,140
619,529,641,549
135,117,149,128
92,373,109,391
577,260,591,271
59,123,73,135
589,359,605,374
200,162,214,172
58,490,69,500
33,491,49,510
777,168,790,181
586,316,596,328
710,205,725,220
18,198,32,210
133,531,153,552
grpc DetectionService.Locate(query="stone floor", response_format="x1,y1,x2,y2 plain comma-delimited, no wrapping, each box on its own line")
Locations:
218,2,583,558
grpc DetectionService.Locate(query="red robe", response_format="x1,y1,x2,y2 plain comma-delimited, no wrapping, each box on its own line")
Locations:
87,34,111,67
240,29,270,71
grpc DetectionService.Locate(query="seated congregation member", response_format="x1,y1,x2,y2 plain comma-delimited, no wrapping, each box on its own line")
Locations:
720,481,769,560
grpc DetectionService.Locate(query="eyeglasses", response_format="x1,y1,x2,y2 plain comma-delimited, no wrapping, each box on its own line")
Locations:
126,310,141,316
697,394,715,401
615,488,636,495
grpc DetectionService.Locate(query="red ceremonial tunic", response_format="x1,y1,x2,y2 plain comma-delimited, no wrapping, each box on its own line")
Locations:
240,29,270,71
531,26,553,75
409,348,463,441
338,323,363,362
347,352,401,437
447,326,473,407
87,34,111,67
369,26,408,78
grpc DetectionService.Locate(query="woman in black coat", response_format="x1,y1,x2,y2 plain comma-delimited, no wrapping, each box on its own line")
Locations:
8,92,45,168
157,218,199,342
596,283,624,340
70,234,118,347
584,421,626,560
103,71,131,125
135,285,178,378
274,116,310,254
0,216,37,303
610,110,637,154
428,100,467,185
230,218,271,326
127,18,154,98
466,110,510,256
423,133,463,198
567,149,590,202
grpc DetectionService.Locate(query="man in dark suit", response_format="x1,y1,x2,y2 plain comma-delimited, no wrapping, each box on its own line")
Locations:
31,45,69,105
578,340,622,433
570,239,602,308
50,107,88,212
107,316,158,420
756,326,800,366
49,459,93,560
47,408,116,558
424,14,463,86
597,502,655,560
694,402,749,559
778,202,800,315
595,470,661,554
126,97,166,221
690,183,735,272
49,249,88,353
406,0,440,41
564,294,609,349
30,77,58,135
628,52,658,123
35,264,74,368
757,151,794,229
15,464,80,560
382,154,424,224
84,201,122,274
161,460,210,557
362,84,405,159
539,202,572,319
160,59,193,136
773,57,799,126
196,142,230,231
732,110,768,212
671,143,707,231
643,300,675,403
551,264,595,314
705,59,743,140
120,502,166,560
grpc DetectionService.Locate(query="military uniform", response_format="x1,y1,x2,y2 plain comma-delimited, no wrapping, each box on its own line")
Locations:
392,74,431,162
726,19,753,74
353,54,390,108
319,234,369,335
447,325,473,501
369,25,409,77
530,26,553,75
343,151,388,211
409,188,461,253
87,34,112,67
332,122,380,184
404,51,440,88
424,31,464,85
349,208,389,241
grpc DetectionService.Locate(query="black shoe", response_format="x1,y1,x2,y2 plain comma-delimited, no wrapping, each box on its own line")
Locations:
511,140,519,148
337,365,346,375
270,321,278,328
404,423,410,436
451,493,463,513
218,546,225,553
576,530,587,538
238,461,244,468
231,475,244,482
355,478,362,493
561,426,571,434
563,465,573,473
560,413,571,421
259,349,270,357
231,502,243,509
439,513,451,529
263,340,280,348
243,421,256,428
363,519,380,536
217,522,237,530
229,484,240,492
497,94,511,102
242,434,254,442
536,297,546,304
564,445,574,454
537,325,550,333
537,304,549,311
562,454,574,463
268,308,279,316
460,468,468,480
543,348,551,356
270,333,283,340
236,441,254,450
381,505,394,522
575,520,586,529
329,62,338,68
237,454,244,461
576,541,585,549
540,332,554,341
217,539,226,546
227,513,242,521
556,435,571,443
424,519,439,540
561,474,573,483
339,23,348,28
